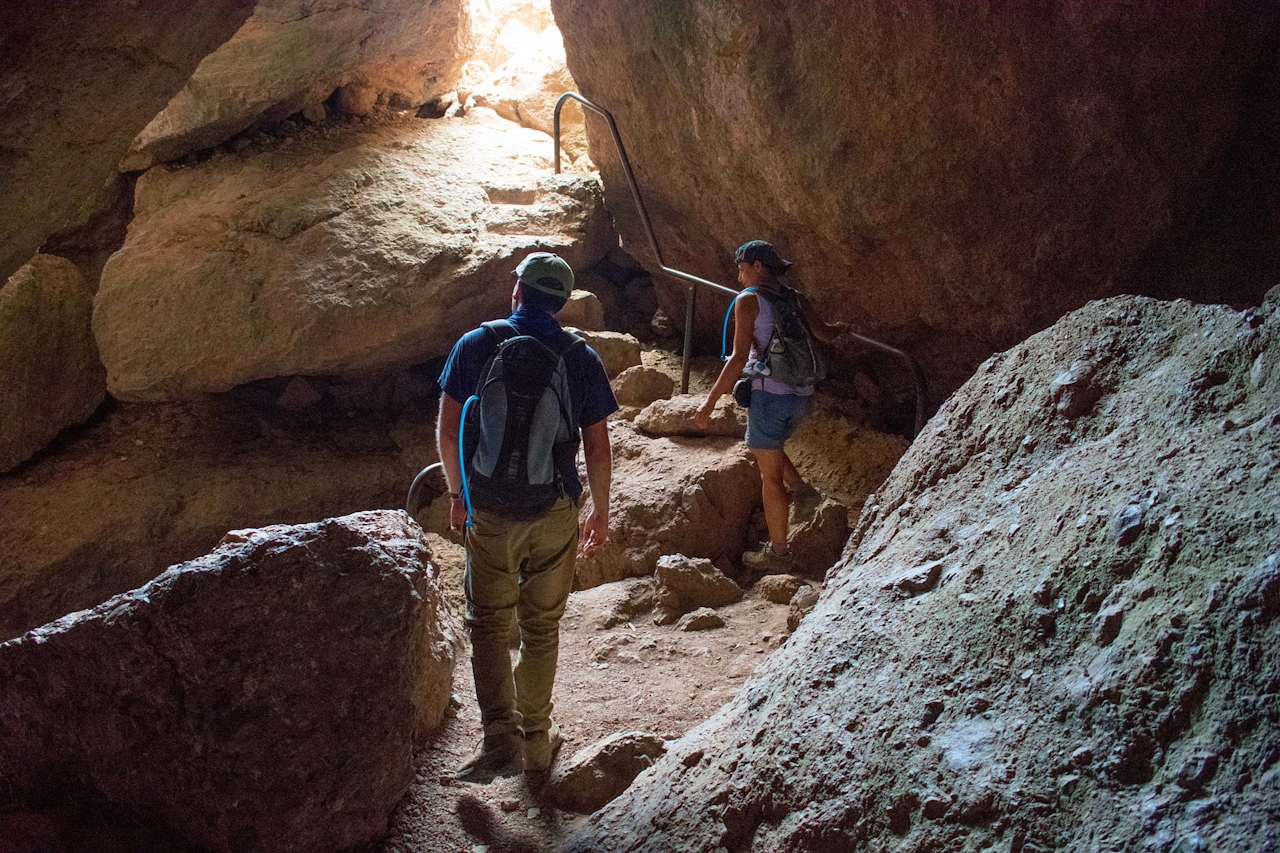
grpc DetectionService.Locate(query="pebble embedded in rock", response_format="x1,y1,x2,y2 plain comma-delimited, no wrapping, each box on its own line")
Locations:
1114,503,1145,547
1095,605,1125,646
921,795,950,820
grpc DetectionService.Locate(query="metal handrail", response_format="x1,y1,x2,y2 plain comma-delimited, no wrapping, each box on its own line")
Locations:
553,91,927,436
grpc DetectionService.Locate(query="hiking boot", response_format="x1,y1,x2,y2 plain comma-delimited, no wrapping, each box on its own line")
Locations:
522,721,564,773
455,733,522,782
742,542,794,574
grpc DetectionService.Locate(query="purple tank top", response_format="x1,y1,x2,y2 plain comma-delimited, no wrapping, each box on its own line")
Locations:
745,290,814,396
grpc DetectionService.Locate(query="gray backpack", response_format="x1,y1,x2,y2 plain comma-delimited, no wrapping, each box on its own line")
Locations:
460,321,583,520
757,286,824,386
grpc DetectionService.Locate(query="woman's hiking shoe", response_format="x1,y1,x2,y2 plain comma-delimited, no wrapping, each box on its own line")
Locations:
523,721,564,773
455,732,522,782
742,542,794,573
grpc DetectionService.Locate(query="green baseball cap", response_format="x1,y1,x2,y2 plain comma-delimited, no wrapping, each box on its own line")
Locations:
514,252,575,299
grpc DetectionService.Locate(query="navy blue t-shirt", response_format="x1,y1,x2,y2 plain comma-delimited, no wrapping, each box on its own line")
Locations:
438,306,618,499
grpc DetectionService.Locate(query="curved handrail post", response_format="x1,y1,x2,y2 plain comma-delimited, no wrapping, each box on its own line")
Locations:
552,92,929,435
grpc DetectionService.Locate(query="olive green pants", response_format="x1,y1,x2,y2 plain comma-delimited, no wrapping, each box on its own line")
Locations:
464,497,578,738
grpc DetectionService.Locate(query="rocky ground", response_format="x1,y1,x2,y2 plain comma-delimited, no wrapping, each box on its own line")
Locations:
377,533,805,853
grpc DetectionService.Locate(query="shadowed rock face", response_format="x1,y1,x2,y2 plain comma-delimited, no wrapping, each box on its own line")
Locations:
550,1,1280,402
95,110,616,401
0,255,105,472
0,510,461,853
563,291,1280,852
0,0,258,284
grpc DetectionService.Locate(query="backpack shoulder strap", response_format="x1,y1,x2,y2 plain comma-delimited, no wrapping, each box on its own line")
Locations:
549,327,586,358
481,319,518,344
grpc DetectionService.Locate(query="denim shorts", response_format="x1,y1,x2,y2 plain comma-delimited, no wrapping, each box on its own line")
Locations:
745,389,810,450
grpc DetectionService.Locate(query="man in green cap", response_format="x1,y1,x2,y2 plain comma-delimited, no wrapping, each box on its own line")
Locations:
437,251,618,780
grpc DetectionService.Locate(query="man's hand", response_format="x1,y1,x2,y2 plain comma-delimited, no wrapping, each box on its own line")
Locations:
447,495,467,540
692,404,713,431
580,506,608,554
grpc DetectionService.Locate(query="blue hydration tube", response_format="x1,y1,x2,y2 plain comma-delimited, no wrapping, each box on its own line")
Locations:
457,395,480,528
721,287,756,361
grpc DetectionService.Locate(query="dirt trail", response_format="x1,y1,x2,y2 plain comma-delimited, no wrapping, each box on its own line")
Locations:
379,351,904,852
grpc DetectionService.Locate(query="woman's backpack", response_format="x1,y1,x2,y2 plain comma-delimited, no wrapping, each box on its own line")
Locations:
721,286,826,388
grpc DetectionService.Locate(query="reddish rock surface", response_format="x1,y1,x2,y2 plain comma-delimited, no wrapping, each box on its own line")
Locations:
562,292,1280,852
551,1,1280,402
0,510,460,853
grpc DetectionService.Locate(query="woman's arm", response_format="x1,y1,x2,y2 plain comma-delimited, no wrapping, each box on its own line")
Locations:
798,291,849,342
694,293,759,429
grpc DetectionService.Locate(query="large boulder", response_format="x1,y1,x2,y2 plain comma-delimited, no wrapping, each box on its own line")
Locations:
612,365,674,407
95,110,616,401
556,289,607,331
0,510,460,853
569,329,642,378
635,394,745,438
563,293,1280,852
550,1,1280,401
575,423,759,588
0,397,422,642
0,0,257,285
121,0,468,170
0,255,106,472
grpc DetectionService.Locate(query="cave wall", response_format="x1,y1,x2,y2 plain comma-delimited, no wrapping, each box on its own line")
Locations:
550,1,1280,402
0,0,260,286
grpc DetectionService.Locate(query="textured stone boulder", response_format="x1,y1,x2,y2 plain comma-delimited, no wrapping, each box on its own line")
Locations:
612,365,675,408
0,396,418,642
121,0,468,170
564,293,1280,852
0,0,256,284
563,577,657,631
95,110,616,400
568,329,642,378
556,289,607,331
0,510,460,853
675,607,725,632
785,584,820,632
782,401,910,510
635,394,745,438
753,574,809,606
546,731,668,814
575,424,759,588
652,554,743,625
0,256,105,472
785,493,851,580
551,1,1280,400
